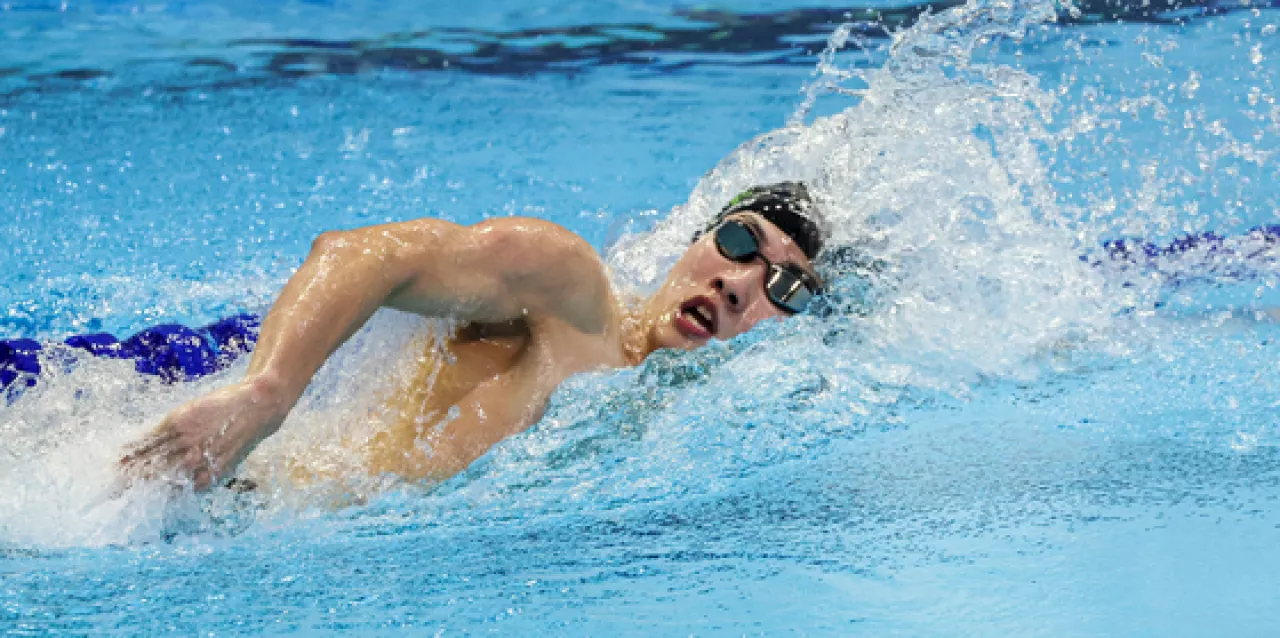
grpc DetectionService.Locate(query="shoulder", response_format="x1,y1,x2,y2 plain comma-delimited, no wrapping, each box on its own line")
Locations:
470,217,614,332
384,215,602,280
468,217,597,262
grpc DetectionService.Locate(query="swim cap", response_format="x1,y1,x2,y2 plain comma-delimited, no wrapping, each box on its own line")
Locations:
700,182,826,260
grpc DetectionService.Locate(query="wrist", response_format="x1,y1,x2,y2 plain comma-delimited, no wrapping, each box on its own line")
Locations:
241,371,295,425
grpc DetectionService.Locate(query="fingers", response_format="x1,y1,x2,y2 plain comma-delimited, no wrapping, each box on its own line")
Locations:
112,451,239,499
119,428,178,466
108,468,136,500
116,429,218,497
192,468,214,492
112,460,201,499
120,434,180,479
111,456,186,499
113,450,175,499
110,468,195,502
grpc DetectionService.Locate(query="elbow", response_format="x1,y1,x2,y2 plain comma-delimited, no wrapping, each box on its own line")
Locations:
307,229,383,270
309,227,425,267
309,230,349,256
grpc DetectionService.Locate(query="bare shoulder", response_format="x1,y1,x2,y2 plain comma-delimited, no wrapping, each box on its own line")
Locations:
348,215,596,270
345,215,613,334
470,217,614,334
468,217,597,261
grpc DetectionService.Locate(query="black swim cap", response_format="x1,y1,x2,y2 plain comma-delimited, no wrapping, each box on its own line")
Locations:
699,182,826,260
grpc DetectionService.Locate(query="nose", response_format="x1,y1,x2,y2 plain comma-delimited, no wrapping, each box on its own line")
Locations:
712,262,765,313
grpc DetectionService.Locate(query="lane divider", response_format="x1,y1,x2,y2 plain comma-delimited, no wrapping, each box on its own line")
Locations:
1,314,260,395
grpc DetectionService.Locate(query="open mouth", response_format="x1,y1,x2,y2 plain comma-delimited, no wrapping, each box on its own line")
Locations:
676,297,717,339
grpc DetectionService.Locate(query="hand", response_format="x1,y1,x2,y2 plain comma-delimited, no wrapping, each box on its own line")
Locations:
119,378,287,492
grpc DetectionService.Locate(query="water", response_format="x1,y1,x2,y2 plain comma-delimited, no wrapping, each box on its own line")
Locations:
3,0,1280,634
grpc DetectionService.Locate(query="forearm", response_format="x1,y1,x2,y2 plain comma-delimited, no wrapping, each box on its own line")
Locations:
242,230,409,411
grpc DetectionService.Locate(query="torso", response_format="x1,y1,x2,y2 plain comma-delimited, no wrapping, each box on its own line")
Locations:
275,222,637,489
362,312,628,482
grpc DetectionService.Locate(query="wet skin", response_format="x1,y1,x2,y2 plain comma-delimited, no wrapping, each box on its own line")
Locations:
121,211,817,490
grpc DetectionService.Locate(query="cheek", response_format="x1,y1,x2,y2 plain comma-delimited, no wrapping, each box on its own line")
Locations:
724,299,787,337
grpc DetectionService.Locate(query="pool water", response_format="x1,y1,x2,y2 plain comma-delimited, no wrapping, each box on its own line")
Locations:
3,0,1280,634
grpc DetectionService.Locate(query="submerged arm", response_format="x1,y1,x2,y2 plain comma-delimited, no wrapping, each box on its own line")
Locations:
121,216,606,490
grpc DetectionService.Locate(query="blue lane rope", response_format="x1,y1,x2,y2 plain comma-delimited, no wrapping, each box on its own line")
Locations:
1090,225,1280,269
3,226,1280,396
1,314,260,396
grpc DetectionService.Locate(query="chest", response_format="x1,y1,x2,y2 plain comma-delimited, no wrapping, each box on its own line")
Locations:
364,319,619,479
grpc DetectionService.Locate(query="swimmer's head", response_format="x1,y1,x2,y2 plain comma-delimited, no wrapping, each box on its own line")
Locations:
642,182,829,352
693,182,827,261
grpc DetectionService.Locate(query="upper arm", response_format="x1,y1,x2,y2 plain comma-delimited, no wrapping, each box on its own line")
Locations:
360,216,611,333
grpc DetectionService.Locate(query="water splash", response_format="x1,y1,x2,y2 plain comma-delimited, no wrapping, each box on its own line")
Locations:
0,311,431,547
610,0,1120,389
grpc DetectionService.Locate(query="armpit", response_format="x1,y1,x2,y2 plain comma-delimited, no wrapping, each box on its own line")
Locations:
456,319,531,342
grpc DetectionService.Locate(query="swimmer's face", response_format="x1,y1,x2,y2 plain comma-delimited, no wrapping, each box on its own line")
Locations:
646,212,820,351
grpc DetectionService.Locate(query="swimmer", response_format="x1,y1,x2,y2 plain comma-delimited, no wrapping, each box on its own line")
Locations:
119,182,828,491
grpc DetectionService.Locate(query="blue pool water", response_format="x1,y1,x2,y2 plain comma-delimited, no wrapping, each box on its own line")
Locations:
3,0,1280,634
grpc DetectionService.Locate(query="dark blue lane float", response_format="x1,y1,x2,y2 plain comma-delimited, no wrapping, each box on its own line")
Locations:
1085,225,1280,288
1093,225,1280,266
3,226,1279,396
1,314,260,395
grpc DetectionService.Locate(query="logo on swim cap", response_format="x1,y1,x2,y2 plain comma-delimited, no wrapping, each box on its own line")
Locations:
726,189,755,209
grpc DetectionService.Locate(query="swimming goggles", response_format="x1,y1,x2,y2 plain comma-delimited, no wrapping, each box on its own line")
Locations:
714,218,821,314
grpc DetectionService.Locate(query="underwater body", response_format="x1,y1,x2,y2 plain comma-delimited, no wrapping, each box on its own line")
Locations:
2,0,1280,633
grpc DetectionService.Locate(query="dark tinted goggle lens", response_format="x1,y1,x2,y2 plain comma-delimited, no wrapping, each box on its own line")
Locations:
714,219,760,262
713,219,818,314
766,267,815,313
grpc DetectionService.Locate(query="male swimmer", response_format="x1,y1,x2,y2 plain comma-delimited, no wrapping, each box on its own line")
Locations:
120,183,830,490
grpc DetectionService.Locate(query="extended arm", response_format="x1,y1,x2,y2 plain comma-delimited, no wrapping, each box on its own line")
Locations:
120,216,607,490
